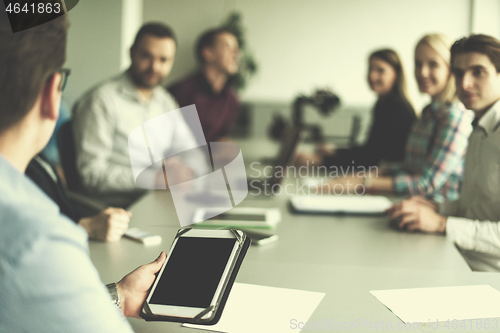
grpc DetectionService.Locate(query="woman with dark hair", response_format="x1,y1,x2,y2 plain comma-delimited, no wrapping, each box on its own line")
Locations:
298,48,416,168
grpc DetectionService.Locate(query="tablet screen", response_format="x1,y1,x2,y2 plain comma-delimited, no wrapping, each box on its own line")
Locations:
204,213,266,221
149,237,236,308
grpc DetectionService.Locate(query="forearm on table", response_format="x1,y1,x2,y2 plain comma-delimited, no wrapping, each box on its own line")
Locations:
391,170,448,197
366,176,394,192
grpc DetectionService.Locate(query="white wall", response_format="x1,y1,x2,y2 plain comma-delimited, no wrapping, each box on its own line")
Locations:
65,0,123,107
143,0,229,87
143,0,486,110
64,0,143,107
472,0,500,39
64,0,500,110
121,0,143,69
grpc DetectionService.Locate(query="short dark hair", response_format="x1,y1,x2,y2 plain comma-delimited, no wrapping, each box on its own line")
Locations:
195,27,234,64
451,34,500,72
0,3,69,133
131,22,176,49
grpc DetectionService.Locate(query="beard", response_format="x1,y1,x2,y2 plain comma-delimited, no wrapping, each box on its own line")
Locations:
129,67,164,89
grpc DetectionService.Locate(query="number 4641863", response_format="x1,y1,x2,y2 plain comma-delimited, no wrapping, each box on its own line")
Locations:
5,2,61,14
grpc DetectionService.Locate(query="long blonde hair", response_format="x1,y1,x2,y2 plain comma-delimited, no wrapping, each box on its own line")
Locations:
415,33,456,106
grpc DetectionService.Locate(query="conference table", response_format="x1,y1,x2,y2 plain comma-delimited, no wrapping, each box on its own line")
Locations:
88,185,500,332
88,138,500,332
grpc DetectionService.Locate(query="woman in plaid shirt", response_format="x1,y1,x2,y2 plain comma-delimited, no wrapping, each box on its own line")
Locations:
329,34,473,203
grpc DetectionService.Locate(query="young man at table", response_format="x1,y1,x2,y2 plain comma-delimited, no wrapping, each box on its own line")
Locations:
169,27,240,144
386,34,500,272
0,9,165,332
73,23,199,208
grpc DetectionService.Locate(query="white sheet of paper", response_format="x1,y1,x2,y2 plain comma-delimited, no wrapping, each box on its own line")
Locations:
183,283,325,333
290,194,392,214
371,285,500,323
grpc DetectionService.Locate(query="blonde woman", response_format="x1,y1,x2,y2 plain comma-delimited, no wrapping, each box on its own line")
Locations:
330,34,473,202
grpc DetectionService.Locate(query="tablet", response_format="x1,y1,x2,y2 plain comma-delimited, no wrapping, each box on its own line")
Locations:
143,228,249,324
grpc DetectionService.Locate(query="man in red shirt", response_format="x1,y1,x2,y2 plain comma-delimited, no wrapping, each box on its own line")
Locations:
169,28,240,144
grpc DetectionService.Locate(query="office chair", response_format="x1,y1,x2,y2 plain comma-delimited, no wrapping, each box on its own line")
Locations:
56,120,105,214
56,120,80,191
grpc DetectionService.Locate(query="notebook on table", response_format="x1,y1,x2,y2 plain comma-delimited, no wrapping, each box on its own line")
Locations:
290,195,392,215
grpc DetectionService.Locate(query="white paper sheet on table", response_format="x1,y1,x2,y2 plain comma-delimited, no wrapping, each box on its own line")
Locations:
183,283,325,333
370,285,500,323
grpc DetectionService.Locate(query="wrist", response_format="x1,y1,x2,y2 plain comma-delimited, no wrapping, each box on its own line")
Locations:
78,217,93,236
363,176,373,191
106,282,121,310
439,215,447,234
115,281,128,316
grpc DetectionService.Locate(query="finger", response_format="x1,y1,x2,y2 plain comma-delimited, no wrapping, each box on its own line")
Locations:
406,222,420,232
389,208,408,221
384,204,399,215
386,203,403,218
110,212,131,224
148,252,167,272
106,207,130,215
106,234,121,242
106,225,126,239
398,213,417,229
108,219,129,231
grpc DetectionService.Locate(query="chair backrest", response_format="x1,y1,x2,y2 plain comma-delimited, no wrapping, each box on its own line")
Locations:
349,115,362,147
56,120,81,191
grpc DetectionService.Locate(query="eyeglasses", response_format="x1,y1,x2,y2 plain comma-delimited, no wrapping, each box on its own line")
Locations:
52,68,71,91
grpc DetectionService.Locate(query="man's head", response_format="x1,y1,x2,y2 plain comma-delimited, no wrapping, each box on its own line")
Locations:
0,6,68,160
196,28,239,76
129,23,177,89
451,34,500,114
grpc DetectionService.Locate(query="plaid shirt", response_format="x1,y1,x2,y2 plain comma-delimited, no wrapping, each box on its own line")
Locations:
390,101,473,202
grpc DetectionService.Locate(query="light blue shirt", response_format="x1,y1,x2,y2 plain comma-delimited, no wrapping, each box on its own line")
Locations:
0,154,133,332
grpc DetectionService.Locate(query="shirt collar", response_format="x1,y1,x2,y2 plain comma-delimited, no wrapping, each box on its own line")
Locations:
118,70,163,104
476,99,500,135
196,71,230,96
422,101,451,118
429,101,441,111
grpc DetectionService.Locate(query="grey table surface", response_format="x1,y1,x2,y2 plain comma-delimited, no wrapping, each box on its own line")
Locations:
86,189,500,332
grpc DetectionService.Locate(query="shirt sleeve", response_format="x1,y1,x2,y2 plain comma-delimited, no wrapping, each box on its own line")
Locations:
169,106,210,177
219,92,240,138
362,96,415,164
392,106,471,196
446,217,500,254
73,93,139,192
6,227,133,333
